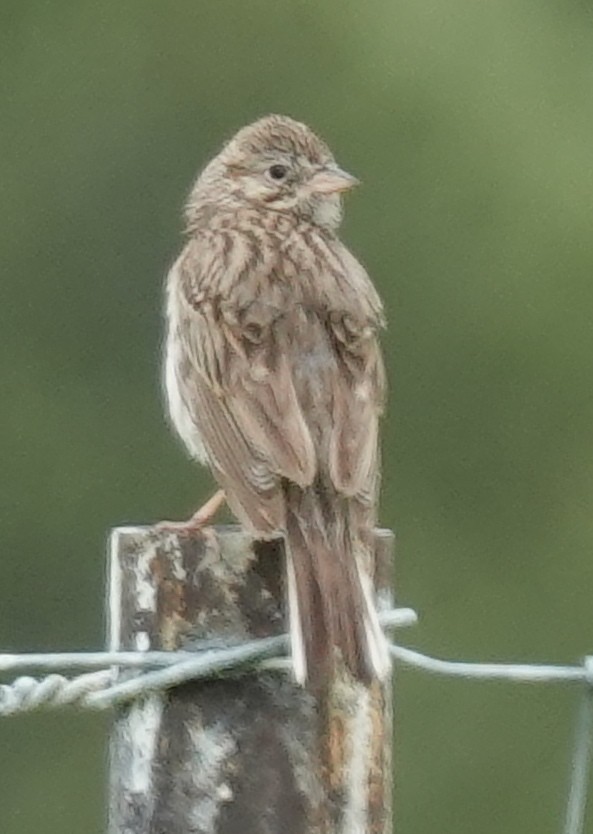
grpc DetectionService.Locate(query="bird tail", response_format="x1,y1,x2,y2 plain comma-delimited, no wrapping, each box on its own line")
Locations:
284,487,390,689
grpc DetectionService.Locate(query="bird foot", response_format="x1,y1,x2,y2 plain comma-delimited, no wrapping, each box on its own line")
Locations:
155,489,226,537
155,518,209,535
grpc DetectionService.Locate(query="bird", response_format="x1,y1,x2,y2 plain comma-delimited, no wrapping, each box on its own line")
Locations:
163,114,390,688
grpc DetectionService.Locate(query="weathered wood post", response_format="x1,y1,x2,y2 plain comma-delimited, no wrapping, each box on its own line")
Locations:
108,524,394,834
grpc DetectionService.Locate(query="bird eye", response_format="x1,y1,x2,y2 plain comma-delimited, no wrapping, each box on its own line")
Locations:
268,164,289,181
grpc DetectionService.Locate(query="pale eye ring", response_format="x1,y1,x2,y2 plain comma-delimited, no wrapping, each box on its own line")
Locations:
268,164,289,181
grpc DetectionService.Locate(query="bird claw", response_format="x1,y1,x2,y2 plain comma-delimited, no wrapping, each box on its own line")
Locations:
155,519,207,536
155,490,227,538
154,519,220,555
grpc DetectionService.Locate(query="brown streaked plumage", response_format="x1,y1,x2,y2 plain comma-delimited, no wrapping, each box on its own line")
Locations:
163,114,390,687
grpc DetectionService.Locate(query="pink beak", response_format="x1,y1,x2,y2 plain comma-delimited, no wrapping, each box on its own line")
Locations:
308,166,360,195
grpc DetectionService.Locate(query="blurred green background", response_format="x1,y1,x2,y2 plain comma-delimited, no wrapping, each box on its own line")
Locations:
1,1,593,831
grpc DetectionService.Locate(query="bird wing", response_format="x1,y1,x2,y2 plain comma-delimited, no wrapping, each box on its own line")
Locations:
168,235,316,536
314,239,386,506
327,311,386,505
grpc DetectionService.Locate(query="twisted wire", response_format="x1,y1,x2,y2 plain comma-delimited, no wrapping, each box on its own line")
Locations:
1,605,591,834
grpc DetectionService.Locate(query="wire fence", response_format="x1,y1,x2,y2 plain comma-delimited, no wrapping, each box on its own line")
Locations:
0,605,591,834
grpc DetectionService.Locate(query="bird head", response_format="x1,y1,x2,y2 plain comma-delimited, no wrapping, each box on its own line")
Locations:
189,115,359,230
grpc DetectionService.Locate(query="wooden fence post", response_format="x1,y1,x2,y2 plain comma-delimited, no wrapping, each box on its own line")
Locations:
108,524,394,834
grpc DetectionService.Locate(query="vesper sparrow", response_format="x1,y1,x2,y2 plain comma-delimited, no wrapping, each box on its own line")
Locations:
163,115,389,687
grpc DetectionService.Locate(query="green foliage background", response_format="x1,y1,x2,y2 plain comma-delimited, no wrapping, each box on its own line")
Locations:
2,2,593,831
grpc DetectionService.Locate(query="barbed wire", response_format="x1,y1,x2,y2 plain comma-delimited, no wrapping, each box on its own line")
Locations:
3,607,592,715
0,607,415,714
1,605,591,834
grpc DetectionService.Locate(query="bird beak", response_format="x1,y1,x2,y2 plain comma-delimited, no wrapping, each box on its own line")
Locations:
308,166,360,195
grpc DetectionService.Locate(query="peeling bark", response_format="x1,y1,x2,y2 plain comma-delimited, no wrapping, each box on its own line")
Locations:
108,525,393,834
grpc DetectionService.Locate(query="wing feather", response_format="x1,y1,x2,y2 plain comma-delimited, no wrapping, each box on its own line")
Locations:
328,311,386,502
169,238,316,535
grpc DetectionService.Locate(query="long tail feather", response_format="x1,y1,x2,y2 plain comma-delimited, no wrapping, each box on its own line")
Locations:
284,487,390,688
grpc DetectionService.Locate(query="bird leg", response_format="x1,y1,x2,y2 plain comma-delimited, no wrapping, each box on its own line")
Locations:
156,489,226,534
